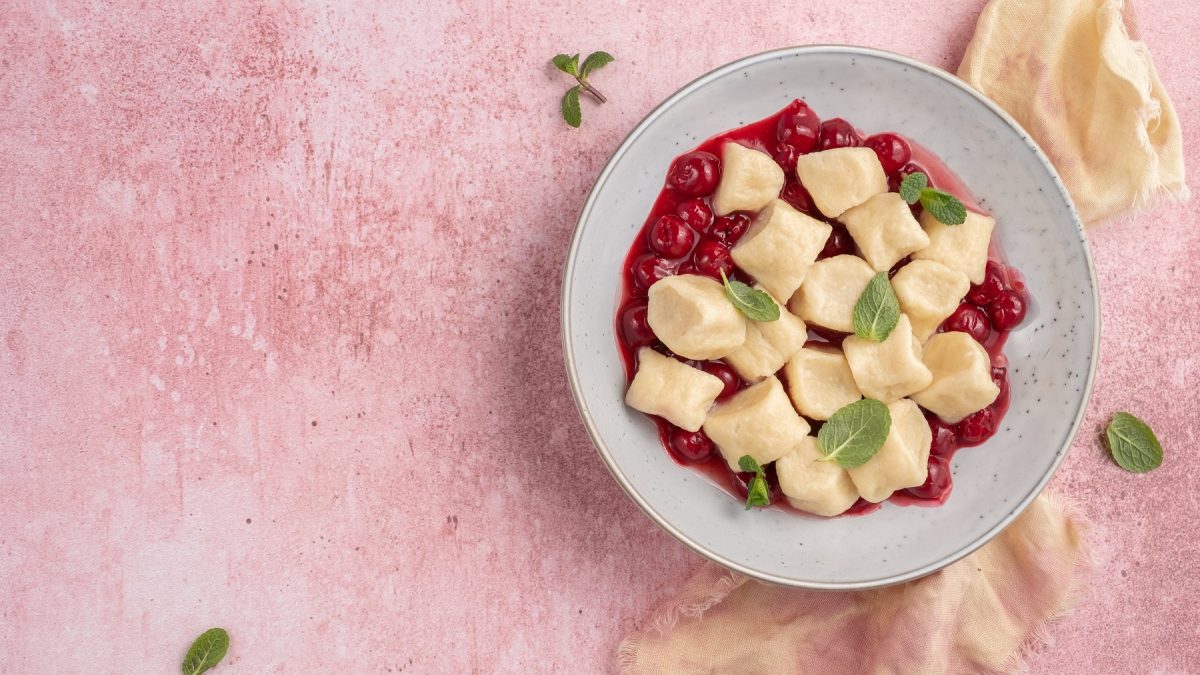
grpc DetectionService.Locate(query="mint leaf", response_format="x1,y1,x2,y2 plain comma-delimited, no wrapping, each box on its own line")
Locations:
1106,412,1163,473
852,272,900,341
552,53,579,77
899,172,927,204
182,628,229,675
738,455,761,473
738,455,770,510
561,86,581,128
817,399,891,469
721,271,780,322
581,51,615,78
920,188,967,225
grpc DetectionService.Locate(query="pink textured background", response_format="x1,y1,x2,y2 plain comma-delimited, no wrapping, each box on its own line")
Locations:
0,1,1197,672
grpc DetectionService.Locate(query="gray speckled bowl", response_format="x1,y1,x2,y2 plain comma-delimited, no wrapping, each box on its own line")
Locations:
561,46,1098,589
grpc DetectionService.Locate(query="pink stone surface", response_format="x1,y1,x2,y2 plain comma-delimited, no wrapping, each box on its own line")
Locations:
0,1,1197,672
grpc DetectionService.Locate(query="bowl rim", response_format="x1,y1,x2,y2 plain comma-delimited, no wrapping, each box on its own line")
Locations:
560,44,1100,589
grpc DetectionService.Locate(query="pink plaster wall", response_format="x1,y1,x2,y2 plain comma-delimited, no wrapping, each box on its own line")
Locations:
0,1,1196,672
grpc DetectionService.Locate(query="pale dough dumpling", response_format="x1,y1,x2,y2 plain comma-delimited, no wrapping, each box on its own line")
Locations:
842,314,933,403
787,254,875,333
913,210,996,284
838,192,931,272
794,147,888,218
647,274,747,360
847,398,932,503
783,345,863,420
704,376,811,471
725,289,808,381
911,332,1001,423
891,259,971,342
776,436,860,517
625,348,725,432
730,199,832,302
711,142,785,216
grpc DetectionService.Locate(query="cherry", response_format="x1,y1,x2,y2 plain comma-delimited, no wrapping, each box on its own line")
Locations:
967,261,1008,306
927,415,957,458
817,118,863,151
675,198,714,232
669,428,716,463
619,299,656,348
988,291,1027,331
773,143,799,172
666,151,721,197
701,361,741,400
819,225,855,259
904,455,952,501
942,303,990,342
692,239,735,279
708,213,751,246
631,253,673,290
898,162,930,186
865,133,912,174
956,407,998,445
776,100,821,154
780,181,814,212
845,498,883,516
647,215,696,258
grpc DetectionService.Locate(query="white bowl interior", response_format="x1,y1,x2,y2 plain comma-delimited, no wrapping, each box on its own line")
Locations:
562,47,1096,588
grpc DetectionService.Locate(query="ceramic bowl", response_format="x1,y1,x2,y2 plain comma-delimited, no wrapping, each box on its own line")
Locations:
561,46,1098,589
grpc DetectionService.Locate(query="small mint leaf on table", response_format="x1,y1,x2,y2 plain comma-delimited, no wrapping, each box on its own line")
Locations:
817,399,891,469
920,189,967,225
852,272,900,341
738,455,770,510
581,51,615,78
182,628,229,675
1106,412,1163,473
721,270,780,322
899,172,927,204
552,53,579,76
561,86,582,128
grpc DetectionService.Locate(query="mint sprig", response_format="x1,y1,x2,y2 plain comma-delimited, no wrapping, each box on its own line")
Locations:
817,399,891,469
899,172,967,225
551,51,614,128
720,270,780,322
183,628,229,675
738,455,771,510
852,272,900,341
1105,412,1163,473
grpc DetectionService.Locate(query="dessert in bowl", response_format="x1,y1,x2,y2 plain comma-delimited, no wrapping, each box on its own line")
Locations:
562,46,1097,588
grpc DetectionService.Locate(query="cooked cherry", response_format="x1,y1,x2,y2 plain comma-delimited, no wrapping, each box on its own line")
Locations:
708,213,751,246
647,215,696,258
817,118,863,151
967,261,1007,306
942,303,990,342
619,299,656,348
898,162,930,185
819,225,854,259
988,291,1027,330
701,361,741,400
669,428,716,463
956,407,998,445
927,415,957,458
773,143,799,172
675,198,714,232
865,133,912,174
692,239,734,279
904,455,952,501
631,253,673,289
666,151,721,197
780,181,814,212
776,100,820,154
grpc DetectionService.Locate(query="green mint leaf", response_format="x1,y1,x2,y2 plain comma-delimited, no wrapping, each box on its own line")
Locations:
746,475,771,509
552,53,579,77
580,51,615,78
182,628,229,675
561,86,582,128
899,172,927,204
919,188,967,225
738,455,761,474
817,399,892,469
1105,412,1163,473
852,272,900,342
721,271,780,322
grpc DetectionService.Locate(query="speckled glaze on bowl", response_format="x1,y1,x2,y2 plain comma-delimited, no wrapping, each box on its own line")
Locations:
561,46,1098,589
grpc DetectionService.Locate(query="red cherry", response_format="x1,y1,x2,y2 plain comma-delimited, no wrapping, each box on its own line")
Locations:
956,407,998,445
988,291,1027,331
898,162,931,186
708,213,751,246
619,299,656,348
647,215,696,258
773,143,799,172
669,428,716,463
904,455,952,501
819,225,855,259
927,415,957,458
692,239,735,279
666,151,721,197
701,361,741,400
967,261,1008,306
817,118,863,151
865,133,912,174
631,253,673,289
942,303,990,342
776,100,821,154
675,198,714,232
780,181,814,212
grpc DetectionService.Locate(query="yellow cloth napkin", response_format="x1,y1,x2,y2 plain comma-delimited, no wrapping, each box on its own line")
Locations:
619,1,1188,671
